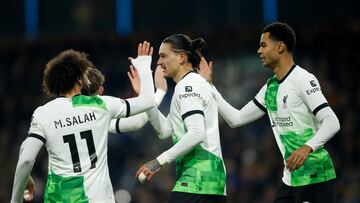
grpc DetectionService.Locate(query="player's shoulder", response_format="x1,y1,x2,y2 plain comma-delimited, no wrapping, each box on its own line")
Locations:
291,65,316,81
98,95,121,104
32,98,68,118
177,72,209,90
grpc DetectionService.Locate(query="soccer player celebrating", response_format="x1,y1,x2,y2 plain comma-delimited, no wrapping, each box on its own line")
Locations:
11,42,155,203
200,22,340,203
108,65,167,134
136,34,227,203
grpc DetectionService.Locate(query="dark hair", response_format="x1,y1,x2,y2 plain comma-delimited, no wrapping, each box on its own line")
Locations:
87,68,105,95
43,49,93,97
162,34,206,70
263,22,296,52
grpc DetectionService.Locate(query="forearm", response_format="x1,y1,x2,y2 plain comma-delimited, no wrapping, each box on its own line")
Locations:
146,108,173,139
11,138,42,203
156,114,205,165
127,56,155,116
110,89,167,133
109,113,148,133
213,85,264,128
305,107,340,151
154,89,166,107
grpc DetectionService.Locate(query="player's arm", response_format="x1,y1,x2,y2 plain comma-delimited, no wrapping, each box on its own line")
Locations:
109,89,166,133
109,65,167,133
305,107,340,150
136,113,205,181
11,137,43,203
136,81,208,181
212,85,266,127
124,41,156,116
286,76,340,172
146,107,173,139
198,57,265,127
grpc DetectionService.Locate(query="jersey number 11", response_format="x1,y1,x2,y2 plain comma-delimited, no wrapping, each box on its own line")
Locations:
63,130,97,173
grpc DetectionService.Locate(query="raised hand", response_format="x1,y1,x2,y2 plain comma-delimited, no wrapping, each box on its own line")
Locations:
127,65,140,95
137,41,153,56
128,41,154,74
154,65,167,92
128,41,154,61
198,57,213,83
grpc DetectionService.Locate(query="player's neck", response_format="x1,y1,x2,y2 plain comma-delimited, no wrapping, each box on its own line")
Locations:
273,55,294,81
62,84,82,98
173,65,193,83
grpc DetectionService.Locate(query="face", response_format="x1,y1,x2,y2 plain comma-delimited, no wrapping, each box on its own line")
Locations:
157,43,182,79
257,32,280,68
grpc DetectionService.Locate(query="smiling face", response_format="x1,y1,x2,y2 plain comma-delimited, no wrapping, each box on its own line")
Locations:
257,32,280,69
157,42,182,79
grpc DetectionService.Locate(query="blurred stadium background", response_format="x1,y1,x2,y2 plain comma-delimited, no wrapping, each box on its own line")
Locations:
0,0,359,202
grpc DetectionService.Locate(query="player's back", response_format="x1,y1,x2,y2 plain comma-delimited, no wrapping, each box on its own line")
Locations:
30,95,124,202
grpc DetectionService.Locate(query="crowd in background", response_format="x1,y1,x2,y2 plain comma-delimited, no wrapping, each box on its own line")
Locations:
0,23,359,202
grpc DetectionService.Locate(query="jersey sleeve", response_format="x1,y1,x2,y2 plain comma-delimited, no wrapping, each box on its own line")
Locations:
297,74,329,115
28,107,47,143
253,84,267,112
176,80,207,120
100,96,129,118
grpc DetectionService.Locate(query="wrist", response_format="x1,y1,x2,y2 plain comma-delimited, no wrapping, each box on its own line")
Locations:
156,154,168,166
303,144,313,153
132,56,152,73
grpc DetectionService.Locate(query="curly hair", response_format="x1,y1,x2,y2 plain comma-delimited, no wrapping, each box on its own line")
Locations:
42,49,94,97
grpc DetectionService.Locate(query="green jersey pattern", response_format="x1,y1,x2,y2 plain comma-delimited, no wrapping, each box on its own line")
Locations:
264,69,336,186
29,95,127,202
72,95,107,110
172,136,226,195
168,72,226,195
265,76,279,112
44,171,88,203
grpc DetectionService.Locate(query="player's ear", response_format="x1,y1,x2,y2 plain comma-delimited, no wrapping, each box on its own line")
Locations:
179,52,187,65
278,41,286,54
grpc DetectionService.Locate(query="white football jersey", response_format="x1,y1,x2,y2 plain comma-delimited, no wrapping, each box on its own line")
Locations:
254,65,336,186
29,95,129,202
168,72,226,195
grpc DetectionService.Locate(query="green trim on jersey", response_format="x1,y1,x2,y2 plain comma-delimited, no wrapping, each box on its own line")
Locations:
72,95,107,110
172,137,226,195
265,76,279,112
44,171,89,203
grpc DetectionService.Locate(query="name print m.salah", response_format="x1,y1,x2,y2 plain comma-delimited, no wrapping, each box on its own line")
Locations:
54,112,96,129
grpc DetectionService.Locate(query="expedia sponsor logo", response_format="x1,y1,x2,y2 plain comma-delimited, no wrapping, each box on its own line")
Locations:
185,86,192,92
179,92,201,99
271,116,293,127
310,80,317,87
306,87,320,95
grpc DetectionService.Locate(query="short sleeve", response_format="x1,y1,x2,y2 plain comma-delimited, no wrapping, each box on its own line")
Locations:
297,74,328,115
176,81,207,120
254,84,267,112
28,108,46,143
100,96,129,118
